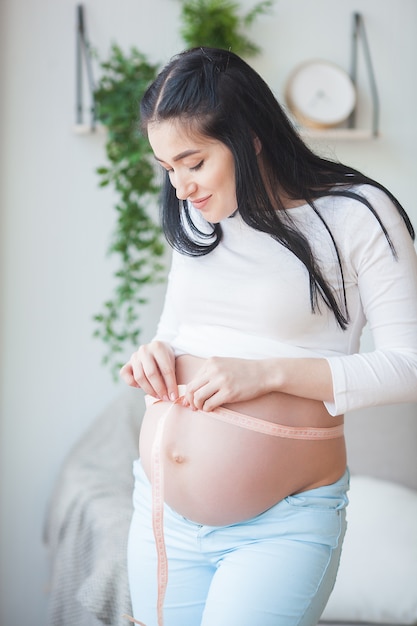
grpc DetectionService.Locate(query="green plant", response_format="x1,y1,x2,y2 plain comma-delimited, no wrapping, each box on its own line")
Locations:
93,44,165,378
179,0,274,56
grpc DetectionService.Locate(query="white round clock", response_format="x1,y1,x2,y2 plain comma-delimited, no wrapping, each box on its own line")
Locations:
285,60,356,129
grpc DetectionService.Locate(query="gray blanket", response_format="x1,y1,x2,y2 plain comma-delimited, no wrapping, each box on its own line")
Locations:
44,387,144,626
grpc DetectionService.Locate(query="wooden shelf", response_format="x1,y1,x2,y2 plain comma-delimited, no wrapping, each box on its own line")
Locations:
299,128,376,141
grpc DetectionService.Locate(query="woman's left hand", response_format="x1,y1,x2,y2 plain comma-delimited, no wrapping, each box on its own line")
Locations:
183,356,271,411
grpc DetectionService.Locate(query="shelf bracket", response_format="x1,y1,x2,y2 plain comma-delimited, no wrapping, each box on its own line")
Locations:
348,12,379,137
76,4,96,130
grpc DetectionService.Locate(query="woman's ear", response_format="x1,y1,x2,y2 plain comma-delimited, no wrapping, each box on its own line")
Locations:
253,135,262,155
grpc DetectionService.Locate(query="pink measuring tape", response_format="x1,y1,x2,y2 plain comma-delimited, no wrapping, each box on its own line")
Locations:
124,385,344,626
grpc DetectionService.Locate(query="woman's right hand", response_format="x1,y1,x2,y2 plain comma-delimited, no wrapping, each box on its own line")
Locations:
119,341,178,402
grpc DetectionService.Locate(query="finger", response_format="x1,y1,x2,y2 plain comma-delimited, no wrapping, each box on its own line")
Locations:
200,390,223,412
158,365,178,401
119,362,140,388
141,349,177,401
184,365,210,409
186,380,218,412
151,344,178,401
119,348,161,398
133,353,166,399
133,342,178,401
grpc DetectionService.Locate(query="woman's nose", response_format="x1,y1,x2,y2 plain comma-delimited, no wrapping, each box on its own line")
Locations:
174,174,197,200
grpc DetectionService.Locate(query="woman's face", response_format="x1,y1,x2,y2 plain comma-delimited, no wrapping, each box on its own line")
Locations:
148,119,238,223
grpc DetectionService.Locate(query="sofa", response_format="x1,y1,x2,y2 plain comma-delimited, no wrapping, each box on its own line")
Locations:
44,387,417,626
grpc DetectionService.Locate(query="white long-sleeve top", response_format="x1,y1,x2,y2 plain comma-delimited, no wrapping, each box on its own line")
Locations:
154,185,417,416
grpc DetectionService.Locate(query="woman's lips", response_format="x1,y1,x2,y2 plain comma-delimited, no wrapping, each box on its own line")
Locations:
190,195,211,210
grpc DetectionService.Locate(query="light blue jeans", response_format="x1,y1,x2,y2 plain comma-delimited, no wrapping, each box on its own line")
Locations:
128,460,349,626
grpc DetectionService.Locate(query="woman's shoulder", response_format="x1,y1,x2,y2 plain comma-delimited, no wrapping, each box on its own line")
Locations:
320,185,415,269
312,184,405,231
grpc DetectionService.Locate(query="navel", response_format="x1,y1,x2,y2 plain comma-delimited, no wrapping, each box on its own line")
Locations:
167,448,187,464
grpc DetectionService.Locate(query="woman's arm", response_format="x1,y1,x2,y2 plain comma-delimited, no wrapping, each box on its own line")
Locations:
186,189,417,414
182,355,333,412
120,255,180,400
323,188,417,415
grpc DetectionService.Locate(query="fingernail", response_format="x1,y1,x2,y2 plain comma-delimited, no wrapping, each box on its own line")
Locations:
170,392,177,401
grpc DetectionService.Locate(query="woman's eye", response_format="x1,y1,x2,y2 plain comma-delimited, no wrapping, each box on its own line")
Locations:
190,160,204,172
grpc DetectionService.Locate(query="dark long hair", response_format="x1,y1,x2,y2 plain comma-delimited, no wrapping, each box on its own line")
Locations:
140,47,414,329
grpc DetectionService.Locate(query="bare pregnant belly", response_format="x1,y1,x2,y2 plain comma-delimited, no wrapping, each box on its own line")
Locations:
139,354,346,525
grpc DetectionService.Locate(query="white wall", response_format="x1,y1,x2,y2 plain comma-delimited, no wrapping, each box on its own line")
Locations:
0,1,415,625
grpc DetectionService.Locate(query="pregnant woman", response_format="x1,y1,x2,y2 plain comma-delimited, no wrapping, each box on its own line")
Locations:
121,47,417,626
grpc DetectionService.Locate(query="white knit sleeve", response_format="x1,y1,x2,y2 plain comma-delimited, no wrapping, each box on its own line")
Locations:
324,189,417,415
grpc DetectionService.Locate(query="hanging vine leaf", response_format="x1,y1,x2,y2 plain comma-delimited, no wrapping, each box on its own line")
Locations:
93,45,164,379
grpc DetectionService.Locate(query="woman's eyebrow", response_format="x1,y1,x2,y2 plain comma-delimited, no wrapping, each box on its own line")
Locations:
154,149,202,164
